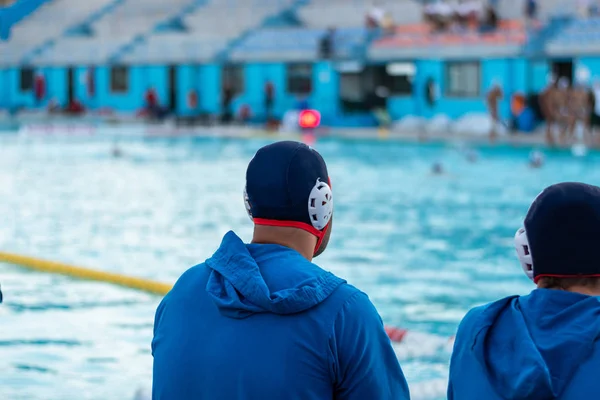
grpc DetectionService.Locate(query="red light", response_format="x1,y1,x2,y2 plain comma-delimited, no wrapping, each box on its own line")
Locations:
298,110,321,129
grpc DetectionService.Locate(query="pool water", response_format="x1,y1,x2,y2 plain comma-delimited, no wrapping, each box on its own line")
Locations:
0,134,598,400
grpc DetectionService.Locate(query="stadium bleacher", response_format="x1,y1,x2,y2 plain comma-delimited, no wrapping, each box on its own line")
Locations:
121,0,294,63
0,0,116,65
0,0,578,65
546,17,600,55
370,19,527,59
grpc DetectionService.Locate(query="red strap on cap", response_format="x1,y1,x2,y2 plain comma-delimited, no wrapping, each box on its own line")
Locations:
253,218,328,255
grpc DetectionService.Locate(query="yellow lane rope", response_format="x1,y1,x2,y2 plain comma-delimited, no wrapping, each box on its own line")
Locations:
0,251,172,296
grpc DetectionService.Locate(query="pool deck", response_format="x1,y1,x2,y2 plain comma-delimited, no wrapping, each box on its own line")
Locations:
0,113,556,148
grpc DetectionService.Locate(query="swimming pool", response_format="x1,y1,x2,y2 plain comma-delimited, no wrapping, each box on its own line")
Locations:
0,133,597,400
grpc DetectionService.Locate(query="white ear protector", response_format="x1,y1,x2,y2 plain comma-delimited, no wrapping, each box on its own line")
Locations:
514,227,534,281
243,178,333,231
308,178,333,231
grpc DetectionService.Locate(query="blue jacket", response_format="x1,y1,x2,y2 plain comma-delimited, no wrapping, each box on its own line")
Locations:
449,289,600,400
152,231,409,400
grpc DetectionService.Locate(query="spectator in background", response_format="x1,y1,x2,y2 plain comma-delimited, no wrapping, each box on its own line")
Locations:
47,98,60,114
525,0,537,27
479,4,498,33
145,87,158,112
590,79,600,144
142,87,169,121
319,27,335,59
237,104,252,125
539,74,558,146
34,73,46,106
578,0,591,17
381,11,396,35
424,0,454,32
264,81,275,120
366,0,386,29
456,0,482,31
486,80,503,142
221,84,234,123
65,98,85,115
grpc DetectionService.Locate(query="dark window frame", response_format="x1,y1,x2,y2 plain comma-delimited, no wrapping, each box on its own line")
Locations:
20,67,34,92
110,65,129,94
221,64,245,95
445,61,481,98
287,63,313,95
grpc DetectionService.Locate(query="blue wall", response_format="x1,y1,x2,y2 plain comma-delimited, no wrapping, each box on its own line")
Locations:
386,58,532,122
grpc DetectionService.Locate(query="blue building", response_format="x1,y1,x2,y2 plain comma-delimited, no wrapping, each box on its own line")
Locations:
0,0,593,127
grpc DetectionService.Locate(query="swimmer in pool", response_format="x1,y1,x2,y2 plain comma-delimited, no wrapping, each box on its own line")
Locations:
431,162,444,175
111,144,123,158
449,182,600,400
529,150,544,168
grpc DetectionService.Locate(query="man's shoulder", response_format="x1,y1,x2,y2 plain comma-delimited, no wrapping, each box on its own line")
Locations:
324,281,380,322
457,295,519,336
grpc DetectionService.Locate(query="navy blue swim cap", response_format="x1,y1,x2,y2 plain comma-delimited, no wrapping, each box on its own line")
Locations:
244,141,333,251
524,182,600,282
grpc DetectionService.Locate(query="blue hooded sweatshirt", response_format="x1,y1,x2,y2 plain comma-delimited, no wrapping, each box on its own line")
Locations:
448,289,600,400
152,231,409,400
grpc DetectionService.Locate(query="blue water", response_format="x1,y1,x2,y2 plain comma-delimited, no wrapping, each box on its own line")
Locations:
0,134,597,399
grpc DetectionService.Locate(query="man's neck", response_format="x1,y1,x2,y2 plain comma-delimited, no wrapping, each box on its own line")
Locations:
252,225,316,261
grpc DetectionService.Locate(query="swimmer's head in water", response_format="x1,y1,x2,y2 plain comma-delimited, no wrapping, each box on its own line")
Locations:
529,150,544,168
245,141,333,257
432,162,444,174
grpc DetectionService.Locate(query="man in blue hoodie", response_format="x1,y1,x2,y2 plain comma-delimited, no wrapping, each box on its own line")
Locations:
448,182,600,400
152,141,410,400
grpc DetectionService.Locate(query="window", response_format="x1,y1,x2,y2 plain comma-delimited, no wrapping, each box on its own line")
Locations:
110,66,129,93
445,62,480,97
222,65,244,95
20,68,34,91
287,63,313,95
338,64,413,113
385,62,415,96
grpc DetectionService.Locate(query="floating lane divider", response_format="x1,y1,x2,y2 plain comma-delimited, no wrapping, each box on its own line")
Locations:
0,251,172,296
0,250,455,358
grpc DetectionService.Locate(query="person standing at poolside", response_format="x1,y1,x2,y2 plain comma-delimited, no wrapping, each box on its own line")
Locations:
152,141,410,400
590,78,600,146
486,80,503,142
556,77,573,146
539,75,558,146
448,182,600,400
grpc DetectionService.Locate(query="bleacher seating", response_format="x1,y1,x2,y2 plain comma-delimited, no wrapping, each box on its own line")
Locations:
298,0,422,29
369,20,527,59
546,17,600,55
495,0,569,20
121,33,227,63
30,0,198,64
121,0,294,63
0,0,115,65
230,27,366,61
0,0,576,66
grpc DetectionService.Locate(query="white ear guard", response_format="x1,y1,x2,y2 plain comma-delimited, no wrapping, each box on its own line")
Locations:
243,178,333,231
514,227,534,281
308,178,333,230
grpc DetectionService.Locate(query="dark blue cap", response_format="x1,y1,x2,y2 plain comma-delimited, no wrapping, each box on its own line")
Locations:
525,182,600,281
246,141,329,228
